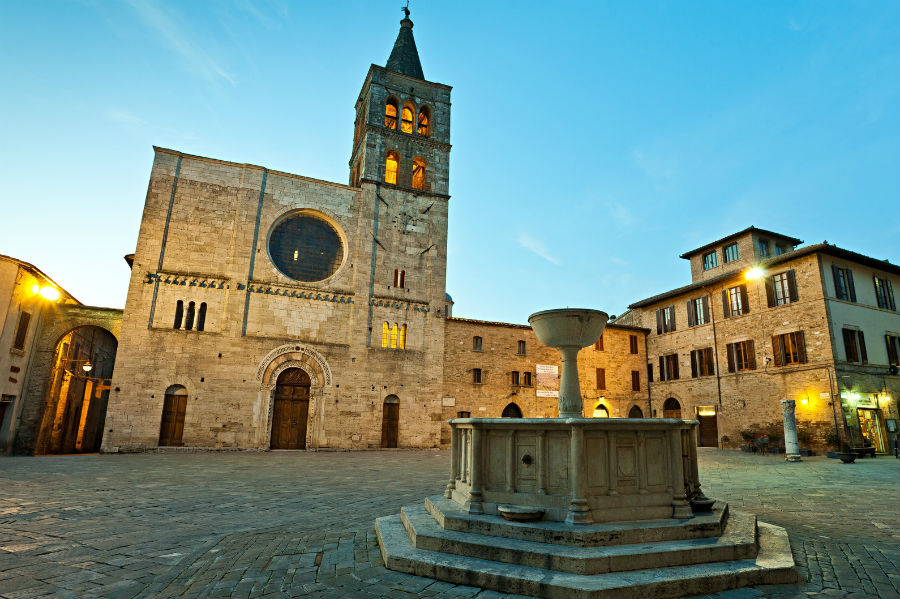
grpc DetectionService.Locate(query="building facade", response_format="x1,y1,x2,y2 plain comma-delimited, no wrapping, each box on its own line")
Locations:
615,227,900,453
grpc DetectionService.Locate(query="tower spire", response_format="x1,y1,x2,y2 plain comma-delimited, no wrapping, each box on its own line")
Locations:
386,5,424,79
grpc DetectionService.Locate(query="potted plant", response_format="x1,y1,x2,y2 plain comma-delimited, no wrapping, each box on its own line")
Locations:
740,429,756,452
837,443,856,463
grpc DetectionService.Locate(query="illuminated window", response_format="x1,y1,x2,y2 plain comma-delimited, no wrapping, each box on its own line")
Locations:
385,100,398,129
726,340,756,371
417,107,430,136
400,105,414,133
382,322,390,348
398,324,407,349
412,157,426,190
390,323,398,348
772,331,807,366
385,152,399,184
690,348,715,377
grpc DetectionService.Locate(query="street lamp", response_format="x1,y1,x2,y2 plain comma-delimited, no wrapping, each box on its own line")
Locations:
744,267,764,280
82,361,93,373
31,284,61,301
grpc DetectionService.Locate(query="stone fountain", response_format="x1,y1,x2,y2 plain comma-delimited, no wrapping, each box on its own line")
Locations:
376,308,797,598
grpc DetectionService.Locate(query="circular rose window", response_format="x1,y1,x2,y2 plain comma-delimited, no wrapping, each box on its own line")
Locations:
268,214,344,282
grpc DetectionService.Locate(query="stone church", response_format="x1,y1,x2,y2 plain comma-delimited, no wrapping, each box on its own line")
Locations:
102,12,648,452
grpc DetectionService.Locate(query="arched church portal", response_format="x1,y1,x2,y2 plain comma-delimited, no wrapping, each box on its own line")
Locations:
271,368,311,449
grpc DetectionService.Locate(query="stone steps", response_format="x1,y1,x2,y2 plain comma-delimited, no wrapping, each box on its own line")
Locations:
425,495,727,547
400,503,758,576
376,513,797,599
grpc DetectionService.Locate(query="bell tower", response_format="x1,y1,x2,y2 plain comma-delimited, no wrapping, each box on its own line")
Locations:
349,9,451,195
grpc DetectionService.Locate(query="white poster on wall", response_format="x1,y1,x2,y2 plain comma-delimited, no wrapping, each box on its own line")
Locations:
535,364,559,398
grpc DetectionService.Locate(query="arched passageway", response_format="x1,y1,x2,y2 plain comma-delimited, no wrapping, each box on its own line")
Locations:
36,325,117,454
628,405,644,418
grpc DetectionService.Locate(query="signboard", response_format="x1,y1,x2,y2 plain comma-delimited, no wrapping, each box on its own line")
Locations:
441,397,455,407
819,392,830,399
856,396,877,409
535,364,559,398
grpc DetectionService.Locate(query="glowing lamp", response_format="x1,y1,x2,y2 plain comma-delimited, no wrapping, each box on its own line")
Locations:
39,286,60,301
697,408,716,416
745,267,764,280
82,361,93,373
800,397,808,405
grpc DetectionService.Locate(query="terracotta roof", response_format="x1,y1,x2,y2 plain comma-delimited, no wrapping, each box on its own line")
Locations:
679,226,803,259
629,242,899,308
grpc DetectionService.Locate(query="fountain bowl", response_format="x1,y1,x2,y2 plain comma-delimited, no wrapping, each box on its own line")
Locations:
528,308,609,349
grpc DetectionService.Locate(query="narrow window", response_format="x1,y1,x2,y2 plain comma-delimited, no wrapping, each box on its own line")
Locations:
473,368,482,384
723,242,739,263
472,336,482,351
13,311,31,350
647,363,654,383
390,323,398,349
173,300,184,329
874,276,896,311
523,371,532,386
629,334,638,354
758,239,770,257
686,296,710,327
885,334,900,366
702,251,718,270
384,100,398,129
412,157,426,190
517,340,526,355
631,370,640,391
659,354,680,381
399,270,405,288
417,107,430,136
400,105,414,134
384,151,399,184
398,324,407,349
596,367,606,390
769,271,798,306
656,305,676,334
382,322,390,348
775,245,786,255
511,371,520,386
832,265,856,302
723,285,749,317
197,302,207,331
595,335,604,351
185,301,195,330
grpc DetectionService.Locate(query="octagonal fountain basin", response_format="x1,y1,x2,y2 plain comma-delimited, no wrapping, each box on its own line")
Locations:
528,308,609,349
498,504,545,522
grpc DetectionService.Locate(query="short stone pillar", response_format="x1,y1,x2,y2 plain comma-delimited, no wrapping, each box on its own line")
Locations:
781,399,801,462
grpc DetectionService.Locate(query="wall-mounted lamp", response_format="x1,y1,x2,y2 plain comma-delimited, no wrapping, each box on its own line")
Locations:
800,397,808,405
745,267,764,280
32,284,61,301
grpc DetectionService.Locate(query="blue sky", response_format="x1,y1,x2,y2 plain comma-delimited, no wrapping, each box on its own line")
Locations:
1,1,898,323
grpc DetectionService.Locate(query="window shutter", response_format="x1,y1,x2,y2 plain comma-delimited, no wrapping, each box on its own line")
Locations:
647,363,654,382
842,329,855,362
672,356,679,380
739,285,750,314
858,330,867,363
686,300,695,327
831,265,843,299
722,289,730,318
659,356,665,381
747,341,757,370
772,335,783,367
765,277,775,308
706,348,715,375
13,312,31,350
690,350,698,378
846,270,856,302
656,309,663,334
797,331,807,363
669,306,676,331
726,343,735,372
786,270,799,303
701,295,710,322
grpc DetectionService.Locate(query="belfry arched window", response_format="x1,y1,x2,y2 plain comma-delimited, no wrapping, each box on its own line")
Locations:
185,301,196,330
382,322,390,348
173,300,183,329
412,157,426,190
390,323,399,348
417,107,430,136
401,105,414,134
385,151,399,185
398,324,407,349
385,99,398,129
197,302,207,331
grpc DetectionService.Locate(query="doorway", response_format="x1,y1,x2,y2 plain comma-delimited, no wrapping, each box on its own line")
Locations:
856,408,886,453
696,406,718,447
501,402,523,418
159,385,188,447
628,405,644,418
382,395,400,448
663,397,682,419
271,368,310,449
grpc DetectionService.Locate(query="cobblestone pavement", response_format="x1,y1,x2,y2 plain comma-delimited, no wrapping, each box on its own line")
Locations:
1,449,897,599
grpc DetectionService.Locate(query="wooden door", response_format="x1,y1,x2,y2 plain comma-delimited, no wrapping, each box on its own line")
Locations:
271,369,310,449
697,415,718,447
663,398,682,419
382,400,399,448
159,393,187,446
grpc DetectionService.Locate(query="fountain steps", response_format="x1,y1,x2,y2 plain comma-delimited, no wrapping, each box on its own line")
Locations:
426,495,727,547
376,497,797,599
400,503,758,575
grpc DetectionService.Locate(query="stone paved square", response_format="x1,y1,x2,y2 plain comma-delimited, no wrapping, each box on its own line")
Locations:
0,449,897,599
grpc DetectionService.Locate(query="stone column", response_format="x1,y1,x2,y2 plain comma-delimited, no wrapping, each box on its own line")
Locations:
781,399,802,462
445,424,459,498
467,426,484,514
566,424,593,524
558,346,584,418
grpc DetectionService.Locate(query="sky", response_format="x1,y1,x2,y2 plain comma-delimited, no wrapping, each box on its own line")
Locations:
1,0,898,324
